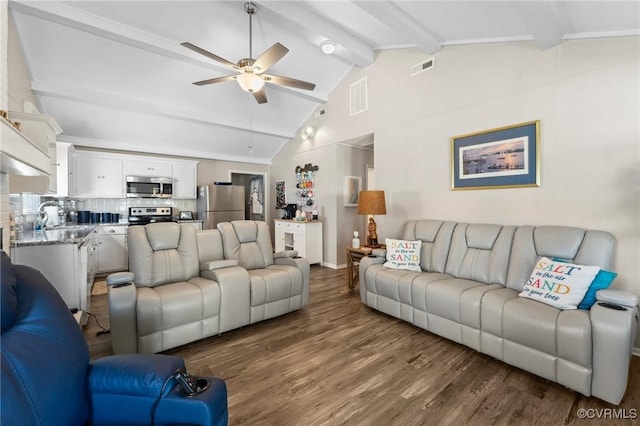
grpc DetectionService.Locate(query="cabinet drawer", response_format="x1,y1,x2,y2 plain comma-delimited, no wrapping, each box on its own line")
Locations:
99,225,128,235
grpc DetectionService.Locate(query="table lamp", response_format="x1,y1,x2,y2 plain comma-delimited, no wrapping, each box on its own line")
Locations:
357,190,386,247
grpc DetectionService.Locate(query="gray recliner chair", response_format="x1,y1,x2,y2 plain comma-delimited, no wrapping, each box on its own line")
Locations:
108,223,245,354
217,220,310,323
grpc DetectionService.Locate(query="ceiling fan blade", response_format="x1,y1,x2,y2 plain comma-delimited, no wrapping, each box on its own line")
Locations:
181,42,239,70
253,89,268,104
192,75,237,86
263,74,316,91
253,43,289,74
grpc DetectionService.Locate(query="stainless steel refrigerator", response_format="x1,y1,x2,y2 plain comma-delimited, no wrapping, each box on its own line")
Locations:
197,185,245,230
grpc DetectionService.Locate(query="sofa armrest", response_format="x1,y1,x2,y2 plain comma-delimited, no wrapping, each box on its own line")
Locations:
274,250,299,259
596,289,639,308
107,274,138,354
590,300,639,404
201,266,251,333
200,259,238,271
274,256,310,306
372,248,387,258
358,255,386,302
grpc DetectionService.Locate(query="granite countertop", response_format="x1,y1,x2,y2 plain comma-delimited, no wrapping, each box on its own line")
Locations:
15,224,98,247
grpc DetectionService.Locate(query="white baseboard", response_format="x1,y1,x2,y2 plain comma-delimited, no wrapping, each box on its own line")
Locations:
633,347,640,357
320,261,341,269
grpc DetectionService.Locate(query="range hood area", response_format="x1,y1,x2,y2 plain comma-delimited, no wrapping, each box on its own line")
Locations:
1,111,62,194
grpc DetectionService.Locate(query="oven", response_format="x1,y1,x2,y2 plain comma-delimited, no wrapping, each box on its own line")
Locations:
126,176,173,198
127,207,174,225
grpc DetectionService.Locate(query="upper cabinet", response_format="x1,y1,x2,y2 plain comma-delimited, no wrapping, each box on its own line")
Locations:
74,152,124,198
172,161,198,199
71,150,198,199
124,159,172,178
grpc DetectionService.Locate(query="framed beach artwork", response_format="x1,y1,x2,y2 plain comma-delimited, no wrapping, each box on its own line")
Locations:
451,120,540,190
344,176,361,207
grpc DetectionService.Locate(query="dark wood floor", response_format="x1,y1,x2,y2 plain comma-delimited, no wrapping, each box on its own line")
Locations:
84,266,640,425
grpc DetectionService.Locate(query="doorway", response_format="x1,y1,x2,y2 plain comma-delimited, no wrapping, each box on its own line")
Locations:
230,171,266,222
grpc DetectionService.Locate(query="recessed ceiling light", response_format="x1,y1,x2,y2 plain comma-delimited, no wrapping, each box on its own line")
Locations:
320,40,336,55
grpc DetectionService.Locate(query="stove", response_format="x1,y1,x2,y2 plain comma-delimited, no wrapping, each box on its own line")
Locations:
128,207,174,225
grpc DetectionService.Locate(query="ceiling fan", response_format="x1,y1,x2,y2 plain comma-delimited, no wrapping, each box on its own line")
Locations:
182,2,316,104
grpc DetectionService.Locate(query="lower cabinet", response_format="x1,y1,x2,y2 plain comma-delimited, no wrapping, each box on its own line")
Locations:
274,220,322,264
11,230,98,321
97,225,128,273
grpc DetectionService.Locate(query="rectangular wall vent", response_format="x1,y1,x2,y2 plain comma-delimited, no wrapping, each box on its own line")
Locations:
410,57,435,76
349,77,368,117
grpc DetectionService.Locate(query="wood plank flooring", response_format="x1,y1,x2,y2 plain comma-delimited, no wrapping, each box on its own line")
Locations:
84,266,640,425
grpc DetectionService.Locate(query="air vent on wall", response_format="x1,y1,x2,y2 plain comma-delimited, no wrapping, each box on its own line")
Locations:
349,77,368,117
410,57,435,76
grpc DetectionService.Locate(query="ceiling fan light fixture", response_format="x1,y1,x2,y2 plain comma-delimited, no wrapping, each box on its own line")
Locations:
237,72,265,92
320,40,337,54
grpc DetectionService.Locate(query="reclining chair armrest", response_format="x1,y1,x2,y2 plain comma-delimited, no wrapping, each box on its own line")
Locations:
358,255,386,303
89,354,228,426
596,289,640,308
201,266,251,333
200,259,239,271
590,300,639,404
274,250,299,259
106,272,138,354
371,248,387,258
274,256,310,306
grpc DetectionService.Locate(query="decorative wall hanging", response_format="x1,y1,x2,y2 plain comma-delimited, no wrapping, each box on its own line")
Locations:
275,180,286,209
344,176,361,207
451,120,540,190
295,164,319,207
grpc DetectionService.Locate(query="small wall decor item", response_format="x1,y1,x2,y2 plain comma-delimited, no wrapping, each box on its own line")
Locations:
295,163,319,207
275,180,286,209
344,176,361,207
451,120,540,190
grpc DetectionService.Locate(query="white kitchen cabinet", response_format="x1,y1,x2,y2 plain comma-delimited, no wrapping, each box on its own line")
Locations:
98,224,128,273
124,158,172,178
274,220,322,265
11,229,98,318
74,152,124,198
56,142,75,196
172,161,198,199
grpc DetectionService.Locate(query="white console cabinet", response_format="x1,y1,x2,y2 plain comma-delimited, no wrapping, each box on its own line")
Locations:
274,220,322,265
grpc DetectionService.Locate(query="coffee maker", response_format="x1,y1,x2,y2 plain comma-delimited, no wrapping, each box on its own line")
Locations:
282,204,298,220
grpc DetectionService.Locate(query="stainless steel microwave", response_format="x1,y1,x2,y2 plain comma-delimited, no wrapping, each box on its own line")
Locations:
126,176,173,198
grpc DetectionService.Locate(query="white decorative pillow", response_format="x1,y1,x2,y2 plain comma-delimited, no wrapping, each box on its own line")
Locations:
383,238,422,272
519,257,600,309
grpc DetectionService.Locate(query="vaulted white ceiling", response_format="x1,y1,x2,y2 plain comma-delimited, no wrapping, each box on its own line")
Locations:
9,1,639,164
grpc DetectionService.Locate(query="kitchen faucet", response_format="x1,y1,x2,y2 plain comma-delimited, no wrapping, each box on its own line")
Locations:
37,201,61,228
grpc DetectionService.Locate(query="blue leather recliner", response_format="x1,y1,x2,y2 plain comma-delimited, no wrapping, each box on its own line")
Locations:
0,251,228,425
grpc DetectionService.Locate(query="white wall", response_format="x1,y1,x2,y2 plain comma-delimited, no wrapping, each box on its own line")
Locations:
275,37,640,348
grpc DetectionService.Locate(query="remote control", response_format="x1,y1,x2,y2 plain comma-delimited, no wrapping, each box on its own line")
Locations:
174,369,198,395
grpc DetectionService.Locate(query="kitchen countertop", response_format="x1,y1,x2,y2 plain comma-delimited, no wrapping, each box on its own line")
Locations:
15,224,98,247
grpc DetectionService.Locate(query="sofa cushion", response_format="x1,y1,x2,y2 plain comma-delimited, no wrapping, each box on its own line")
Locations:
425,278,499,325
249,265,303,306
401,220,457,273
519,257,599,309
136,278,221,335
383,238,422,271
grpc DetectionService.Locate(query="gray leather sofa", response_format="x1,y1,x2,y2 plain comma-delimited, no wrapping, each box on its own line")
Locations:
359,220,639,405
108,222,309,355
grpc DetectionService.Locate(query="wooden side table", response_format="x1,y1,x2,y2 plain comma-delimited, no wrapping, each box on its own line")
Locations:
346,246,372,292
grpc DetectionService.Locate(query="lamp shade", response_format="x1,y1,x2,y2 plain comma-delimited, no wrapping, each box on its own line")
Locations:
357,190,386,215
